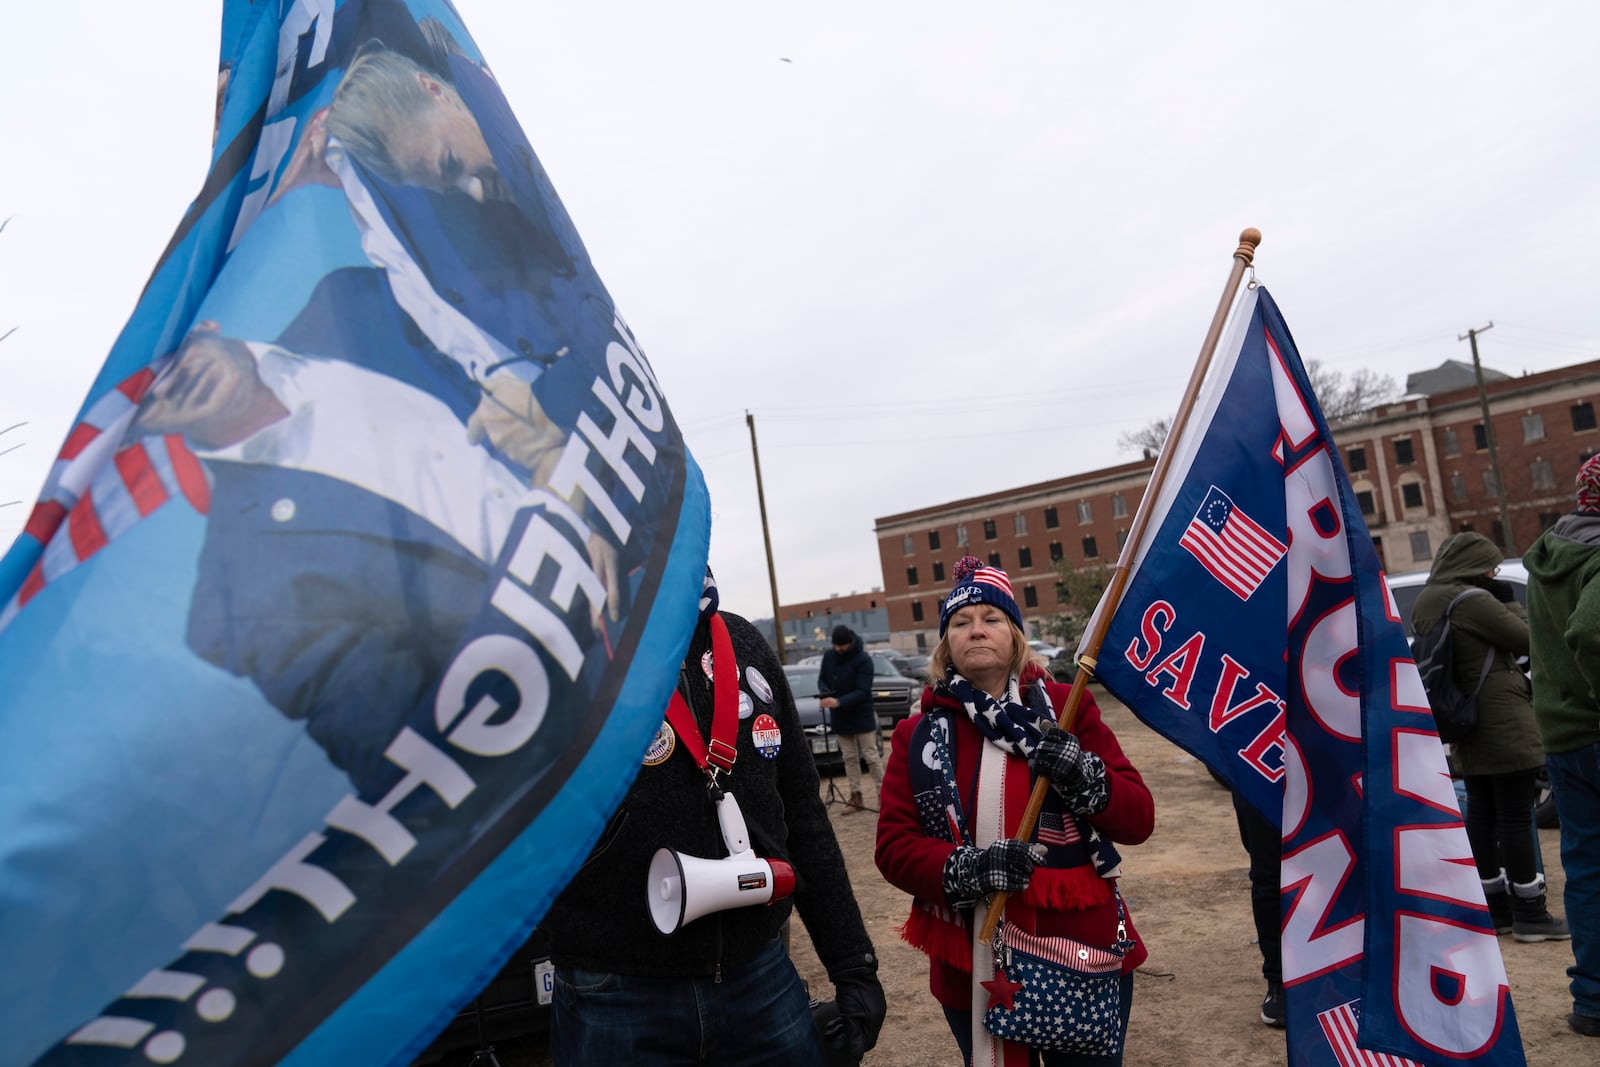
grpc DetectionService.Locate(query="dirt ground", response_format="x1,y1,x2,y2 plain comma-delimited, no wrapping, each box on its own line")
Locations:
788,689,1590,1066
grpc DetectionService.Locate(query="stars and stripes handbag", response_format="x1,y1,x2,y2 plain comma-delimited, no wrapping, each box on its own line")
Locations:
981,890,1133,1054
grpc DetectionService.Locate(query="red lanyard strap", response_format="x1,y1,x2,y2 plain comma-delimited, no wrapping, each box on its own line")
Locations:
664,615,739,778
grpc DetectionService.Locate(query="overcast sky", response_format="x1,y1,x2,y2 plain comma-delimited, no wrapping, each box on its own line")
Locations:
2,2,1598,621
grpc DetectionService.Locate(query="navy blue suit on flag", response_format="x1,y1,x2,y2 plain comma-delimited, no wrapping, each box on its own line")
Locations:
1083,287,1526,1066
0,3,710,1065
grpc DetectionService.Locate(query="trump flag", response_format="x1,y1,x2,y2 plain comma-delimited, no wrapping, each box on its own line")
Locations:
1084,286,1525,1065
0,2,710,1065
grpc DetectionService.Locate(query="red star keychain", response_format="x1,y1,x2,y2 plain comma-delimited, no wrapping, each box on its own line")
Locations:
982,969,1025,1011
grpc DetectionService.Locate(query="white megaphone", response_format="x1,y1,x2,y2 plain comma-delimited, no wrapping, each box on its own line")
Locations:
647,793,796,935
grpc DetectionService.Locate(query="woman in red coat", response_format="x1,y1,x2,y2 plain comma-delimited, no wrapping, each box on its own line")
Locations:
875,557,1155,1066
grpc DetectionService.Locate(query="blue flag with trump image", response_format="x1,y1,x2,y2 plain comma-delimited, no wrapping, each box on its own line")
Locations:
0,2,710,1064
1081,286,1525,1065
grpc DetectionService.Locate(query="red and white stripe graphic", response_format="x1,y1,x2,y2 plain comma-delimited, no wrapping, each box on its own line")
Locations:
22,361,169,548
998,923,1122,974
1177,485,1287,601
1316,1001,1425,1067
2,432,209,630
1035,810,1082,847
970,565,1013,598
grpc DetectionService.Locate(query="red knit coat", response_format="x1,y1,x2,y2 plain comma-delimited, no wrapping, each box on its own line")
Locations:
874,670,1155,1010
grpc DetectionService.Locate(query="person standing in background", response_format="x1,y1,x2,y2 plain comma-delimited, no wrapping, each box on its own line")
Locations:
1523,454,1600,1039
819,624,882,814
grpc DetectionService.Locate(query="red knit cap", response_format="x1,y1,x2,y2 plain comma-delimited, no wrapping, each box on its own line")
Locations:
1577,453,1600,514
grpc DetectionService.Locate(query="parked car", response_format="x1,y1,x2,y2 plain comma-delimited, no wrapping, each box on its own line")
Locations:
897,653,932,684
1383,560,1555,828
866,654,921,732
786,664,882,774
1028,639,1064,660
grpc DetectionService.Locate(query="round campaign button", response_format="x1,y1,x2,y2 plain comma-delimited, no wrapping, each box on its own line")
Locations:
641,721,676,766
745,667,773,705
751,713,782,759
701,649,715,680
738,691,754,719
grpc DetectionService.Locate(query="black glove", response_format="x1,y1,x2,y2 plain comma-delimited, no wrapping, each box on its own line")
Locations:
1030,727,1111,815
828,962,887,1061
943,839,1043,906
1487,579,1517,603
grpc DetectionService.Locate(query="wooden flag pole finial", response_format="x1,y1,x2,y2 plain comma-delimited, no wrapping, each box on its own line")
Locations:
1236,228,1262,264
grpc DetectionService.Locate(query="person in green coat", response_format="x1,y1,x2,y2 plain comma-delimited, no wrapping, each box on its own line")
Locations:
1523,453,1600,1038
1412,531,1570,943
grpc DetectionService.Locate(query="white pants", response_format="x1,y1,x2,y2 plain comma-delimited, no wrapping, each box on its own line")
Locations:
837,730,882,797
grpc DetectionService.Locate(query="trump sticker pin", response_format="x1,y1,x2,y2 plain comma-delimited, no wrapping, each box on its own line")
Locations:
751,714,782,759
746,667,773,705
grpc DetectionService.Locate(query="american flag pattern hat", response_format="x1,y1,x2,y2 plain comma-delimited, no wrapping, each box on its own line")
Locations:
938,554,1023,635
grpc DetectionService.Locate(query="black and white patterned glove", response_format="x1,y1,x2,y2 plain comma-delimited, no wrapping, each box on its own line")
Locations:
942,840,1043,906
1030,727,1111,815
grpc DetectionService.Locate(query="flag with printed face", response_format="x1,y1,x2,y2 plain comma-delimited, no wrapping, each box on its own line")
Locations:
1080,287,1525,1065
0,2,710,1064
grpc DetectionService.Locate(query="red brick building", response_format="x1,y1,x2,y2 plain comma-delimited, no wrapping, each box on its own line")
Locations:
872,359,1600,653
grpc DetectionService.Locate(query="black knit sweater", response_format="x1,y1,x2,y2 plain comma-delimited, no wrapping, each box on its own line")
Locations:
543,612,877,980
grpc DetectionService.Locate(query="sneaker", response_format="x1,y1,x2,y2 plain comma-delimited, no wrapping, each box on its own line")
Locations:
1571,1012,1600,1038
1260,983,1285,1028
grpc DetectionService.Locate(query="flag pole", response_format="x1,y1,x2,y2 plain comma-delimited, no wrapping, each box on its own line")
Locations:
977,227,1261,942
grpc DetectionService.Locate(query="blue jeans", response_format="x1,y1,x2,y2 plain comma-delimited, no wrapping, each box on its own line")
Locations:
550,937,825,1065
944,972,1135,1066
1547,744,1600,1020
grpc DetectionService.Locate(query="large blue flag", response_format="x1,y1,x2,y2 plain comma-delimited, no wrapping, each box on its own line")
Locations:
0,2,710,1064
1084,287,1525,1065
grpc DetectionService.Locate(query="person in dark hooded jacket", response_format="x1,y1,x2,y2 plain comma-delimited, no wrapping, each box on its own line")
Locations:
817,625,881,814
1413,531,1569,943
1524,453,1600,1038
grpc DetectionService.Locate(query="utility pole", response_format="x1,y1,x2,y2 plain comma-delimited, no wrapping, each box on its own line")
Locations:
1458,323,1516,555
746,411,786,663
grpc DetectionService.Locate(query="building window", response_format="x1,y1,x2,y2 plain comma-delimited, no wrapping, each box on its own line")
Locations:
902,534,914,556
906,566,918,586
1393,437,1415,465
1077,500,1093,524
956,524,969,547
910,600,924,623
1023,585,1039,608
1017,546,1033,569
1492,519,1507,548
1473,424,1488,451
1082,536,1099,558
928,530,941,551
932,561,945,583
1539,511,1562,531
1044,507,1059,529
1111,493,1128,519
1441,427,1459,457
1049,541,1064,562
1401,482,1424,509
1531,459,1556,490
1573,402,1597,432
1347,446,1368,472
1409,531,1432,560
1522,413,1546,442
1372,535,1385,569
1450,473,1468,502
988,551,1002,568
1356,489,1376,515
1014,513,1028,536
983,518,998,541
1116,528,1128,549
1482,469,1498,495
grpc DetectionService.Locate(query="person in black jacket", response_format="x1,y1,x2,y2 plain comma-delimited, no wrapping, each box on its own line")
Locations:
543,575,885,1065
817,625,881,814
